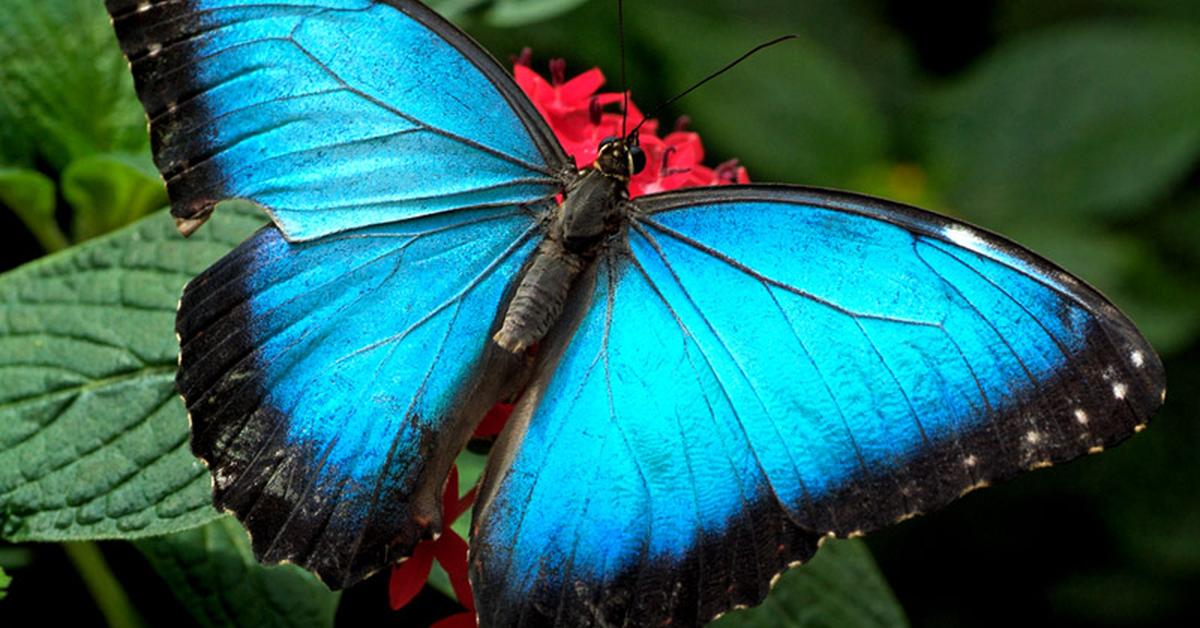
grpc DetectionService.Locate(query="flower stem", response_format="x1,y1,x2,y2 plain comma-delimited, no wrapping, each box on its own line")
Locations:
62,541,146,628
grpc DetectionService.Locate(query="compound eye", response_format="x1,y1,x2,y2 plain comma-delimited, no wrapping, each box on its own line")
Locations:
629,146,647,174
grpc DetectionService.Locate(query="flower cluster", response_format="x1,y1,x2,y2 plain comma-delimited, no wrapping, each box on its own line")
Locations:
512,51,749,197
389,55,749,625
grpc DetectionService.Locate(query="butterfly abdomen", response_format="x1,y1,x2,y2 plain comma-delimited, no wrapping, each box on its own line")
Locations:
494,238,585,353
494,165,631,353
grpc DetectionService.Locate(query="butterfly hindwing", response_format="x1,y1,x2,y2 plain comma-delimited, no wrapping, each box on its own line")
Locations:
106,0,568,240
177,207,539,587
471,259,822,628
470,185,1164,627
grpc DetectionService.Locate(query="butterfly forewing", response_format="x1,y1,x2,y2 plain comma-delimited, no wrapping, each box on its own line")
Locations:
106,0,568,240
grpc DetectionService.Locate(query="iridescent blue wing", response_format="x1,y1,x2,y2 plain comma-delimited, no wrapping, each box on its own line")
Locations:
106,0,568,587
470,185,1164,627
178,207,538,587
106,0,567,240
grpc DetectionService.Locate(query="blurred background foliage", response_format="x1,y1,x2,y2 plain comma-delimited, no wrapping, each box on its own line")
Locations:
0,0,1196,626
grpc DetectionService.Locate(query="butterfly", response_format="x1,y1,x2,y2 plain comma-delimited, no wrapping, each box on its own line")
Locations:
106,0,1165,626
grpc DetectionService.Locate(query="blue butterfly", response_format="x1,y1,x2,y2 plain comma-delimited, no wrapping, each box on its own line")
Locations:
107,1,1165,626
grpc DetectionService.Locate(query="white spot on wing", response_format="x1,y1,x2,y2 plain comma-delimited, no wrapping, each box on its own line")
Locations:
1131,350,1145,368
943,224,987,251
1074,409,1089,425
148,43,163,56
963,454,978,467
137,1,151,12
1113,382,1128,399
1025,431,1042,445
214,468,232,489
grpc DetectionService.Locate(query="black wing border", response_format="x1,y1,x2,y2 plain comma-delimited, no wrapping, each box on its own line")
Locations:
382,0,571,172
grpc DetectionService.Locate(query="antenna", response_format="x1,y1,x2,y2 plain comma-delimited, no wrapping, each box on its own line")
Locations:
630,34,798,137
618,0,629,138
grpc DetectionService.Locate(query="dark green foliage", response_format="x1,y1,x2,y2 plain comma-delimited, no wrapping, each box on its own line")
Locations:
712,540,909,628
134,518,340,628
0,0,165,249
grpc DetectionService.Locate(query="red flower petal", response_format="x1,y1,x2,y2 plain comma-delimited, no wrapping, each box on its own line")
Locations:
434,530,475,612
432,611,478,628
389,540,436,611
474,402,515,439
559,67,606,104
441,464,478,521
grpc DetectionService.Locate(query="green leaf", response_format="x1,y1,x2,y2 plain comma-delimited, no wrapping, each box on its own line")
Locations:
486,0,588,26
63,153,169,242
0,205,266,542
0,0,148,170
922,21,1200,222
0,167,68,252
135,517,340,628
633,5,889,188
427,0,490,20
0,565,10,601
999,0,1200,33
712,540,908,628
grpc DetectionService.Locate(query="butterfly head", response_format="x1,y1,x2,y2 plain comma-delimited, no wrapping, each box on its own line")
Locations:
595,135,646,181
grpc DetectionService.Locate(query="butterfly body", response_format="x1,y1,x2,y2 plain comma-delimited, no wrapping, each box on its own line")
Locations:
496,138,640,353
106,1,1165,626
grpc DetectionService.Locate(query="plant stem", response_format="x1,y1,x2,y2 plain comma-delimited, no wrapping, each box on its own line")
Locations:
62,541,146,628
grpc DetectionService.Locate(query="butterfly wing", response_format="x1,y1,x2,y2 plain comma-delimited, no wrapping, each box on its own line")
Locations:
469,185,1164,627
111,0,573,588
178,207,538,587
106,0,568,240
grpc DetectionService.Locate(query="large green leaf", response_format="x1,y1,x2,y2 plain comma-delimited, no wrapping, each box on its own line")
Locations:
0,565,10,601
998,0,1200,33
135,517,340,628
922,21,1200,222
486,0,588,26
0,0,148,170
700,0,918,126
0,205,265,541
632,5,889,189
713,539,908,628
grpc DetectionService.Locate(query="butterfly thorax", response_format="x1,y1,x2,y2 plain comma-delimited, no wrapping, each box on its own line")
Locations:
492,139,642,353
